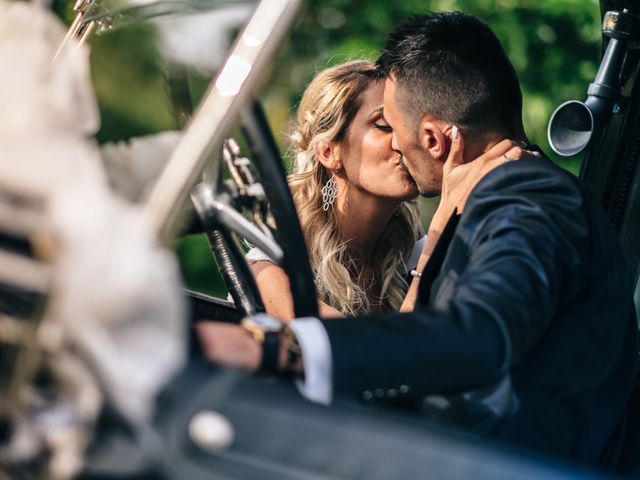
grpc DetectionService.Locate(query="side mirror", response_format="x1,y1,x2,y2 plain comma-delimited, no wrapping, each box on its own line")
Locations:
548,9,638,157
547,100,594,157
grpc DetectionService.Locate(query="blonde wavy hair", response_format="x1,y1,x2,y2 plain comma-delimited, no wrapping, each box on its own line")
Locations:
288,60,419,316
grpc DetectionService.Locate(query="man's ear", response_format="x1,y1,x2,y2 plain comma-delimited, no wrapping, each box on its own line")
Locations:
315,140,342,171
418,117,449,162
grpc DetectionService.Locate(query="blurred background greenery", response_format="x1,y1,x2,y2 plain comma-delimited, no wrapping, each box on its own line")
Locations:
53,0,602,297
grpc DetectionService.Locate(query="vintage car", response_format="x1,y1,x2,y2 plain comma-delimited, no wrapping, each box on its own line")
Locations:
0,0,638,478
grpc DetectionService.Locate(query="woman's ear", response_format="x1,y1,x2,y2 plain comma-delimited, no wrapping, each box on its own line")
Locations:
418,117,449,162
315,140,342,171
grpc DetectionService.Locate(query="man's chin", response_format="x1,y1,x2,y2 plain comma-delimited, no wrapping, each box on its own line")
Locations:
418,187,442,198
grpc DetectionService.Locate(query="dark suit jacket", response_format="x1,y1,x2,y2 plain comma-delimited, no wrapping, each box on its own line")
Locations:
321,157,639,468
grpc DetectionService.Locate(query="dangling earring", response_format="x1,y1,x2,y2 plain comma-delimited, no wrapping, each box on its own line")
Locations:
322,174,338,211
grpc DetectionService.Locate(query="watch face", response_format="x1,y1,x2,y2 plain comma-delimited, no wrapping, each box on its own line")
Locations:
249,314,283,332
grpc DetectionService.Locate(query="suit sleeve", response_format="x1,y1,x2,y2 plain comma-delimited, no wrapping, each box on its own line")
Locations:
321,161,589,400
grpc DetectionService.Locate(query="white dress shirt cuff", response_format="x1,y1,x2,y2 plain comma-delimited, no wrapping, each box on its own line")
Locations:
289,317,333,405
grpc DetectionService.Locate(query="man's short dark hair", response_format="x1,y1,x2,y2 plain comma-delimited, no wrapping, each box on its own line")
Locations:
377,12,523,139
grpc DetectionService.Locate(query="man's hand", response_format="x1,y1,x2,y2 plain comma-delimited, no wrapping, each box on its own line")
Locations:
196,322,261,372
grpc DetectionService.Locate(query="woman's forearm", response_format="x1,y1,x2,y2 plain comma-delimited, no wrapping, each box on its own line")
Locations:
400,226,443,312
250,261,344,320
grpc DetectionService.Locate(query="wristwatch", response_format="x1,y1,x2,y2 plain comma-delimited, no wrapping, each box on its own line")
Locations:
240,314,303,375
241,314,283,375
281,323,302,373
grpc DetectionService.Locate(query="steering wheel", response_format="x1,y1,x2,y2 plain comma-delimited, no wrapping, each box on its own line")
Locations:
189,100,318,319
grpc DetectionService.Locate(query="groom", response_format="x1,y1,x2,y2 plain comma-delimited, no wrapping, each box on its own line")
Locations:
200,12,638,469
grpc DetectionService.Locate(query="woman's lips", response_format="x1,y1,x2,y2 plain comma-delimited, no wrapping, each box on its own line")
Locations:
397,162,416,184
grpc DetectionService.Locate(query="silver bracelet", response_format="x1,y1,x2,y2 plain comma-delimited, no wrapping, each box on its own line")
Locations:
410,269,422,278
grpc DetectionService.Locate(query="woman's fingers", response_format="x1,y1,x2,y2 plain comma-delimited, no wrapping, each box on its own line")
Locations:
502,145,541,163
439,137,541,215
443,125,464,176
489,140,542,163
482,138,520,160
479,140,543,171
503,145,522,162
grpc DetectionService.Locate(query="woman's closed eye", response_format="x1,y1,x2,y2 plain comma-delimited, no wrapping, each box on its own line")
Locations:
374,122,392,132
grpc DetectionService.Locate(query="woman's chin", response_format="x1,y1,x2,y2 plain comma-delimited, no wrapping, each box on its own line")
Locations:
395,188,419,202
404,179,420,199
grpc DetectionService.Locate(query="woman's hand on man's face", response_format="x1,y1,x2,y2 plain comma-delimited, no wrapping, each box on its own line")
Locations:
433,127,540,228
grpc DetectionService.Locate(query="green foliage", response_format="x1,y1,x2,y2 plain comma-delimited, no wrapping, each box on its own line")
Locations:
90,23,175,143
174,235,222,296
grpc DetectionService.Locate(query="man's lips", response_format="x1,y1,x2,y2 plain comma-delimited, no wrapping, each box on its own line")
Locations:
397,153,408,171
398,155,413,174
397,159,417,186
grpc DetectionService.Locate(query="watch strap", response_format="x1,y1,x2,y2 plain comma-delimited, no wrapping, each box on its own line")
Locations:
259,331,280,375
282,325,302,372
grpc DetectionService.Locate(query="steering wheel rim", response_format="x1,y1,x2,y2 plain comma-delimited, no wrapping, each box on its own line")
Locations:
190,101,318,320
238,101,318,318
